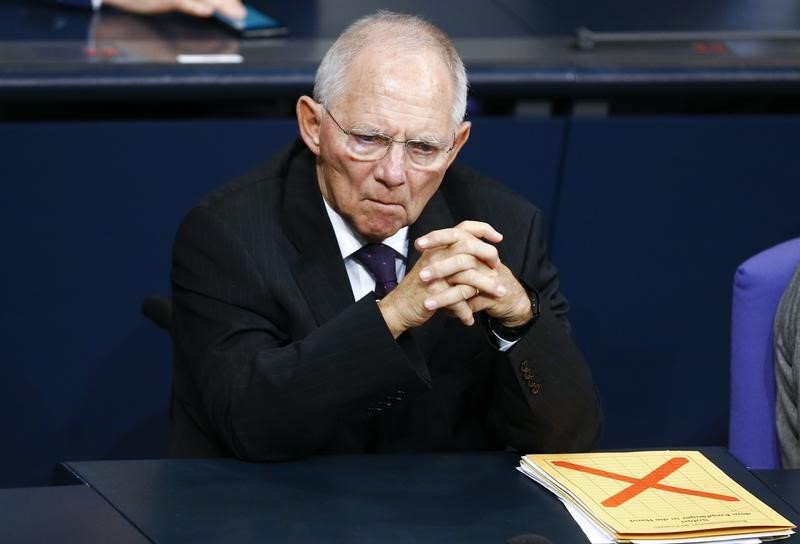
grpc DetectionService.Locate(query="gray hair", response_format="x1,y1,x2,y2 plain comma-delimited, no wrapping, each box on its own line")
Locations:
313,11,468,131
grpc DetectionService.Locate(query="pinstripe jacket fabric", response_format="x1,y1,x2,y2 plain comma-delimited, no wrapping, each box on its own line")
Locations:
170,140,602,460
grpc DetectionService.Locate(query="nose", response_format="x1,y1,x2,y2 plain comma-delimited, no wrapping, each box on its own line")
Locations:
372,141,406,187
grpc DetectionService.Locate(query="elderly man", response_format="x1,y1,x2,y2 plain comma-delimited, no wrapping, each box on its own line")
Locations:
170,11,602,460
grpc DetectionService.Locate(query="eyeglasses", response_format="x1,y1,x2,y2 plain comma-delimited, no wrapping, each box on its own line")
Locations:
324,107,455,169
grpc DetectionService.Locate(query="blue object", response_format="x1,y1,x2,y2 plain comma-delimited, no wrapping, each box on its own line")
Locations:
729,237,800,469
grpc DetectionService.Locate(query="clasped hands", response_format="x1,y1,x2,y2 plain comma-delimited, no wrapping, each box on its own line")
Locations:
378,221,533,339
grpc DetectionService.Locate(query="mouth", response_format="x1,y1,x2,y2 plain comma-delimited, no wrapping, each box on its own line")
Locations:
366,198,402,209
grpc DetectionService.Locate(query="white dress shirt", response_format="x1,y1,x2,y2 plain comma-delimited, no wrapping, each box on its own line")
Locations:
323,199,408,300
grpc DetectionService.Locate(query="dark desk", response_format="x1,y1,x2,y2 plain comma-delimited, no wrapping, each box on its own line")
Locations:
56,452,587,543
55,450,800,544
0,484,149,544
754,469,800,515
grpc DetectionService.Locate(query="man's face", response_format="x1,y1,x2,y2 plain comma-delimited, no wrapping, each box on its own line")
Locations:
312,48,468,242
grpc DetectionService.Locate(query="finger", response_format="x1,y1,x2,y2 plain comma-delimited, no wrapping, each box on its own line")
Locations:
419,253,479,281
447,285,480,326
441,299,476,326
423,259,506,298
447,268,507,298
421,279,476,326
416,221,502,251
452,300,476,326
421,237,501,270
416,224,498,252
424,283,480,312
419,254,505,295
104,0,175,13
206,0,247,19
455,220,504,243
175,0,216,16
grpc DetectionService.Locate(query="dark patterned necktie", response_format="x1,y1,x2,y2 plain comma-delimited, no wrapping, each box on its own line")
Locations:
352,243,399,298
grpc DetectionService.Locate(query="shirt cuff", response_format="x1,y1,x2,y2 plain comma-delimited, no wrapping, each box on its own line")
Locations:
489,324,519,352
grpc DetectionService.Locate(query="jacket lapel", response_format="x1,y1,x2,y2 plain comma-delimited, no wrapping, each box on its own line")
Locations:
281,146,354,326
406,189,455,360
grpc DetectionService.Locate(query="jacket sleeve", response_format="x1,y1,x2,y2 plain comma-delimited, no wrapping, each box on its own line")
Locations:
487,206,604,453
171,206,431,461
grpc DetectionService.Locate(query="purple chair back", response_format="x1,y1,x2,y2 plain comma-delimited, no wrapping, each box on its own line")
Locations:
730,237,800,469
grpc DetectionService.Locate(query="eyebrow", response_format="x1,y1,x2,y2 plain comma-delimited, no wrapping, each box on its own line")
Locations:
348,123,449,145
412,135,449,146
349,123,387,136
347,119,449,146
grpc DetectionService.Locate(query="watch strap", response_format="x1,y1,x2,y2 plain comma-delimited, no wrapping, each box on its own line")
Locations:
488,287,540,342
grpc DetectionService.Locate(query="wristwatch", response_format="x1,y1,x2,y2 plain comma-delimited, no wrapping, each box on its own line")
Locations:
489,288,541,342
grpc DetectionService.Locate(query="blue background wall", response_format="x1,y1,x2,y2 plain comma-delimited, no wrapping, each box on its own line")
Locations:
1,115,798,486
552,117,800,449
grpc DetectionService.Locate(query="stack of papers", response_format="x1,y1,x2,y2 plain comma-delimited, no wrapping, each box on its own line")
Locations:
518,451,794,543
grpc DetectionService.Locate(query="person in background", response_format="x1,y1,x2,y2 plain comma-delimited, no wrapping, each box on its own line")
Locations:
57,0,246,20
775,263,800,468
170,11,603,461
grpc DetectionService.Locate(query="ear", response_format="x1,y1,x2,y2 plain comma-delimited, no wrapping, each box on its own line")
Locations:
296,96,323,156
443,121,471,169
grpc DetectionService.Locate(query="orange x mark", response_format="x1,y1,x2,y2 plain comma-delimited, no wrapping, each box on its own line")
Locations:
553,457,739,507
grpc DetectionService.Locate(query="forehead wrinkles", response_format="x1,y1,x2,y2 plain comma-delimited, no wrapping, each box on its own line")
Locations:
335,48,454,133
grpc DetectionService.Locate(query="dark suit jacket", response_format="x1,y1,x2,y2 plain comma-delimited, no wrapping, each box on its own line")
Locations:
170,140,602,460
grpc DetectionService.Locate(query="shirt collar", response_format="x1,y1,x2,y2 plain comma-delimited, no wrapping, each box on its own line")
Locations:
322,198,408,260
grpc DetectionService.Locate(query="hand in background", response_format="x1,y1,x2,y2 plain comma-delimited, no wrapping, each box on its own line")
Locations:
91,8,240,63
104,0,246,20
